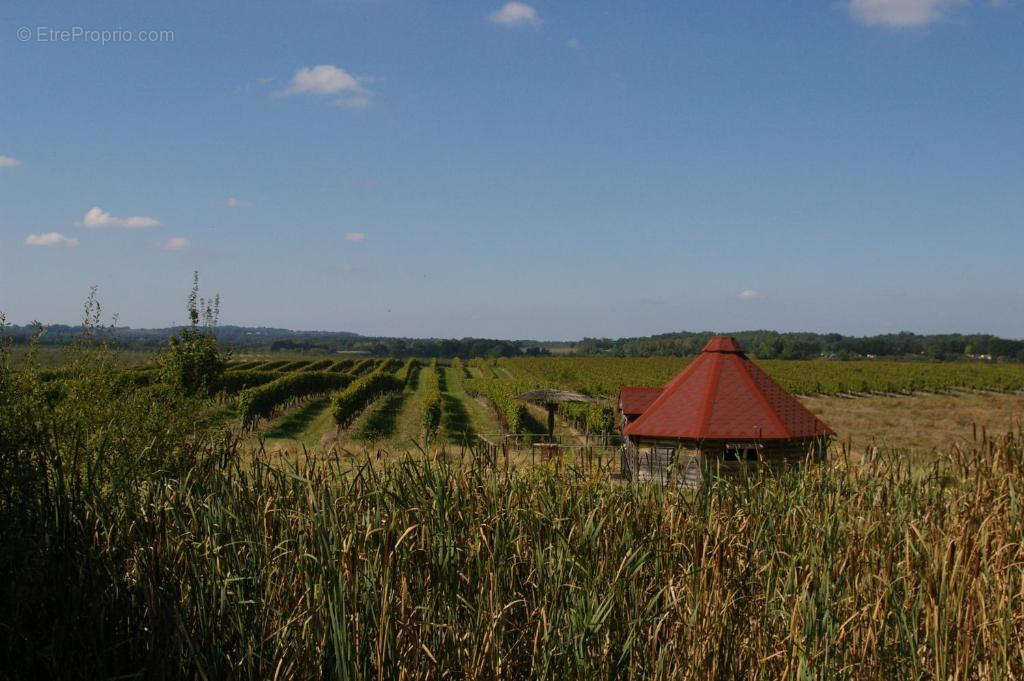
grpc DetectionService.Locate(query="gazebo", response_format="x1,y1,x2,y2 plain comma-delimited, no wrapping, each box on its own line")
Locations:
515,388,595,438
621,335,833,483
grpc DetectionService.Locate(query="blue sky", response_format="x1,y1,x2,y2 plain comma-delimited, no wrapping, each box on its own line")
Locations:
1,0,1022,340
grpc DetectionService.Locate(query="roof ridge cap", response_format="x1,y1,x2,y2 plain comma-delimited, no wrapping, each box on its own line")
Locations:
696,352,723,439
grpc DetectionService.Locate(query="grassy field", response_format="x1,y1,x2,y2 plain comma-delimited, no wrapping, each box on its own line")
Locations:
6,334,1024,678
806,391,1024,461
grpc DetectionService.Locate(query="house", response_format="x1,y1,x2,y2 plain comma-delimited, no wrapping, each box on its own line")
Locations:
620,335,833,484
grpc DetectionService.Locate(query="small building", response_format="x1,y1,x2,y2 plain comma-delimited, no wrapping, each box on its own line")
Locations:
617,386,663,431
621,335,834,484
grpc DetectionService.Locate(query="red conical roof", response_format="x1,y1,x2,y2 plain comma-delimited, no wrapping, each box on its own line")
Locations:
623,336,833,440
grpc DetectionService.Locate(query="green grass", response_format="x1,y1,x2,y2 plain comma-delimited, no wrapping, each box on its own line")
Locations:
352,391,408,443
256,398,337,449
379,364,435,449
262,396,330,439
443,366,501,439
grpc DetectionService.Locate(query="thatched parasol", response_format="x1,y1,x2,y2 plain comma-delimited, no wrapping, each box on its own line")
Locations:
515,389,595,437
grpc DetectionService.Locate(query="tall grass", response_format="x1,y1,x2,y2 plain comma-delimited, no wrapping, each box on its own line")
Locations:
3,327,1024,679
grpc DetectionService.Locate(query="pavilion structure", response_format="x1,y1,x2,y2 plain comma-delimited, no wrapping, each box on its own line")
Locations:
619,336,834,483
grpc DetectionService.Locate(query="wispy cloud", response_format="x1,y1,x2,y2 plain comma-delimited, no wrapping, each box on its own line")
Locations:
737,289,764,301
76,206,160,229
489,2,541,28
224,196,248,209
848,0,967,27
25,232,79,248
160,237,191,252
279,65,371,108
344,232,366,242
0,155,20,168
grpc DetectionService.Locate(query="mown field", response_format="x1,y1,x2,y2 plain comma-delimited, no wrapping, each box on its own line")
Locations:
4,331,1024,679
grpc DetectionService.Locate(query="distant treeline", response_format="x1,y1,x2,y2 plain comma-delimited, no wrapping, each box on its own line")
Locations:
575,331,1024,361
6,324,548,359
269,337,547,358
8,323,1024,361
5,324,360,349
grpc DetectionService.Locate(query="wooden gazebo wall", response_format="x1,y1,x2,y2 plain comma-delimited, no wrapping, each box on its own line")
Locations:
622,437,828,485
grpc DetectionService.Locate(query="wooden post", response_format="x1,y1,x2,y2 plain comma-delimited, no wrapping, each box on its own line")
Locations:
546,404,555,439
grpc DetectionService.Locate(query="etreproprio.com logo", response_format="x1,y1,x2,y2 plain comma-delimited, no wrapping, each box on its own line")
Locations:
17,26,175,44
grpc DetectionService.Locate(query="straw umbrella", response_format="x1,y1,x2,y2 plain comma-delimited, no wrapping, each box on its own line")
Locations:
514,389,595,438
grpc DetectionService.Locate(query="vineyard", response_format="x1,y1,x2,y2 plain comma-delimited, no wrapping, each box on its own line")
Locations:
499,356,1024,397
122,353,1024,452
22,352,1024,454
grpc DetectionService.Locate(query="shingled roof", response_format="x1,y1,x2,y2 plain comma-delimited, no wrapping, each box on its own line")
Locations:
623,336,833,441
618,386,663,417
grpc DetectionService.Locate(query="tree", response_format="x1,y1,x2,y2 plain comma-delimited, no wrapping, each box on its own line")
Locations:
159,272,230,396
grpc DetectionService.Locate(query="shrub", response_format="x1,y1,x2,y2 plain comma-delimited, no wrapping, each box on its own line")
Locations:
238,371,350,429
330,371,403,429
420,360,442,440
157,273,230,396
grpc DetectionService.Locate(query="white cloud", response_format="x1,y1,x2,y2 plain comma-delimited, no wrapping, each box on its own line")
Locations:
282,64,364,93
160,237,191,252
224,196,248,208
489,2,541,28
848,0,967,27
344,232,366,242
77,206,160,229
25,232,79,248
0,155,20,168
278,65,372,107
737,289,764,301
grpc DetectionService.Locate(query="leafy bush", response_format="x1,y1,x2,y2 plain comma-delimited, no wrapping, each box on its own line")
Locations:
217,370,280,394
329,359,355,372
465,377,530,434
330,371,403,429
452,357,471,379
238,371,350,428
400,358,420,385
157,273,230,396
420,360,442,440
349,358,377,376
560,402,615,435
276,360,312,372
228,360,263,371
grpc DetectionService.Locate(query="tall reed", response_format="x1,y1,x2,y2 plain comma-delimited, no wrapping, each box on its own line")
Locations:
3,323,1024,679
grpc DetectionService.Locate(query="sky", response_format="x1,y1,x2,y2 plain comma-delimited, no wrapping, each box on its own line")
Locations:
1,0,1022,340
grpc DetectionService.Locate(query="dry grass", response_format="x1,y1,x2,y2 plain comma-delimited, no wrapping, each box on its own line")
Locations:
803,391,1024,461
8,336,1024,679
